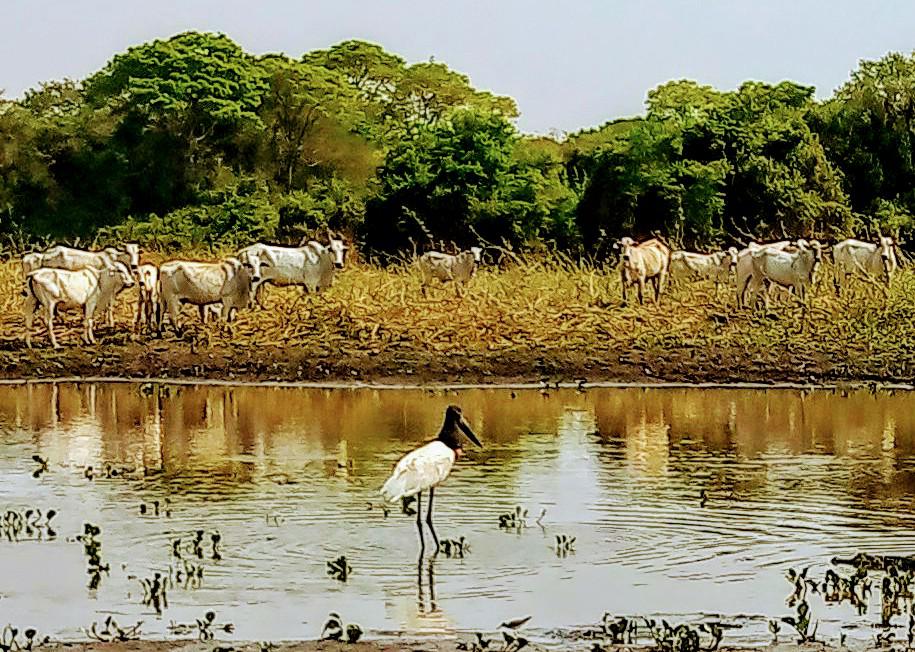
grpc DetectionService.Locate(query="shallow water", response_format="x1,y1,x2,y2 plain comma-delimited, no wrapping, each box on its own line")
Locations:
1,383,914,645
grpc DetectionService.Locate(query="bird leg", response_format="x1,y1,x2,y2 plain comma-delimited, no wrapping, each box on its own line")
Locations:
426,487,439,553
415,492,425,554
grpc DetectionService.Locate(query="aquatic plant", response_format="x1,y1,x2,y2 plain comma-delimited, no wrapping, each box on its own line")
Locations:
601,614,635,644
780,600,817,643
456,632,494,651
139,572,168,614
30,455,48,479
0,626,49,652
76,523,108,590
555,534,576,557
167,611,233,641
501,632,529,651
85,617,143,642
0,509,56,542
498,506,528,530
321,613,362,644
643,619,701,652
326,555,352,582
440,537,471,558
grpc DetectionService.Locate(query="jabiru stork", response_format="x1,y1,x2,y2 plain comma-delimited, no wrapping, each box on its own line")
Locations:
380,405,482,553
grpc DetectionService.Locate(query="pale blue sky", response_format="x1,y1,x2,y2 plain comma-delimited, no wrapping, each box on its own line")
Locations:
3,1,915,134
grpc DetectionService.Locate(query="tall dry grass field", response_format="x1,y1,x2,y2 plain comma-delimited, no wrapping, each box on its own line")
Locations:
2,254,915,382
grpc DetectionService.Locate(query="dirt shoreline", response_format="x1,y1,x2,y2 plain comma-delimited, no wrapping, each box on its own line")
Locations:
0,338,907,388
44,642,848,652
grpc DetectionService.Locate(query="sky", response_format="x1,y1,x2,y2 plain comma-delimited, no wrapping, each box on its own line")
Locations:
3,0,915,134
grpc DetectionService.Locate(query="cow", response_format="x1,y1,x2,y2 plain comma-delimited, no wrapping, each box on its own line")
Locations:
833,236,898,291
157,257,255,333
23,262,135,349
417,246,483,295
617,237,671,305
745,239,823,310
669,247,738,291
236,240,339,308
23,244,142,326
134,263,160,333
735,241,796,308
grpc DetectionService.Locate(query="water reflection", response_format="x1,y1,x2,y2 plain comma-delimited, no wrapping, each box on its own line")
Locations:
1,383,915,644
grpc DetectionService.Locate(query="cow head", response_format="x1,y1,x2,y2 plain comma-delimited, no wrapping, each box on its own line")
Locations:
878,235,896,277
103,261,135,289
238,249,267,284
324,229,349,269
616,237,636,263
469,246,483,264
726,246,739,269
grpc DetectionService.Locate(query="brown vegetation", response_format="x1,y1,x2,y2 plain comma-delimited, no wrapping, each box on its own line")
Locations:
1,257,914,384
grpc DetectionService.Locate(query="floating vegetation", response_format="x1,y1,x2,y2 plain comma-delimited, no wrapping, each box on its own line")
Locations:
0,509,56,542
457,632,494,651
139,572,168,614
832,552,915,573
601,614,636,644
168,611,233,641
139,499,170,517
172,560,205,589
172,530,222,561
321,613,362,643
780,600,817,643
555,534,576,557
30,455,48,479
76,523,108,590
498,506,528,530
365,502,390,518
85,617,143,642
440,537,470,558
0,625,49,651
326,555,352,582
501,632,529,651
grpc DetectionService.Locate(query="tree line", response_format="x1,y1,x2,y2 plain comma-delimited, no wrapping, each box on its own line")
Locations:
2,32,915,258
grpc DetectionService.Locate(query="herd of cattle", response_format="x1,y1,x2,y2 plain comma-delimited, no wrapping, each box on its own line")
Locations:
9,231,899,348
14,233,489,348
618,236,899,308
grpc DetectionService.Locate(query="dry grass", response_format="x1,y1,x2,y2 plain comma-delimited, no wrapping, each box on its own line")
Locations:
2,254,915,382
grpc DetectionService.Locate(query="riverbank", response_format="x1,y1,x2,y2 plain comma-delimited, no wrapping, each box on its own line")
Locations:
2,260,914,385
40,641,860,652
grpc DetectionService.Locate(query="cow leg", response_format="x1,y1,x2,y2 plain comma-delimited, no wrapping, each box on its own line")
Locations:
23,290,38,349
254,283,268,310
636,279,645,305
620,273,628,306
46,304,59,349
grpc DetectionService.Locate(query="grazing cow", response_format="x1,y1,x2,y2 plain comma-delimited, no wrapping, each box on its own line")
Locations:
735,241,795,308
134,263,160,333
157,258,255,333
617,237,671,305
669,247,738,290
23,262,135,349
833,237,898,290
417,247,482,294
746,239,823,310
237,240,339,308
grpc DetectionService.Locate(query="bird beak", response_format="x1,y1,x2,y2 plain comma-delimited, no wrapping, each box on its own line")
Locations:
459,417,482,447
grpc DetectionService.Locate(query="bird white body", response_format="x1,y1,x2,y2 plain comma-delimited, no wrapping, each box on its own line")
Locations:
380,441,456,503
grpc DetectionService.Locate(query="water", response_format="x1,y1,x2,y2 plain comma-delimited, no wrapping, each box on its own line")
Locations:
1,382,914,646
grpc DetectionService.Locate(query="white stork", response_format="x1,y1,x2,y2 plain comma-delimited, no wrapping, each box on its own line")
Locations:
380,405,482,553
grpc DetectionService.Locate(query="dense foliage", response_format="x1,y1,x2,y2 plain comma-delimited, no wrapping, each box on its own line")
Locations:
1,31,914,256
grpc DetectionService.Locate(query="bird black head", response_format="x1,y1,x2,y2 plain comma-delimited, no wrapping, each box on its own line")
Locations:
438,405,482,450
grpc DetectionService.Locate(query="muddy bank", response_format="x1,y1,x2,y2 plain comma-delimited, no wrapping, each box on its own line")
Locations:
0,336,877,386
43,642,855,652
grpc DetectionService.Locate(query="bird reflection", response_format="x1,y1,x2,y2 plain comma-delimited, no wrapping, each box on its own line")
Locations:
417,552,438,615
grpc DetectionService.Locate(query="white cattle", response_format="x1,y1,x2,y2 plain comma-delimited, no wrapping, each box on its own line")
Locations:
24,244,141,326
237,241,338,308
746,239,823,310
669,247,738,290
735,241,795,308
833,237,898,289
617,237,671,305
134,263,159,332
417,246,482,294
157,258,254,332
23,262,135,349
